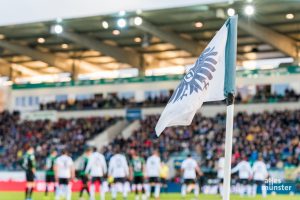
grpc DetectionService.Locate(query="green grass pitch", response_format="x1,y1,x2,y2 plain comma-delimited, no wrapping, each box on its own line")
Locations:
0,192,298,200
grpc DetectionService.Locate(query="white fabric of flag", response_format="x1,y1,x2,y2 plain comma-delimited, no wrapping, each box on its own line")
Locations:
155,23,228,136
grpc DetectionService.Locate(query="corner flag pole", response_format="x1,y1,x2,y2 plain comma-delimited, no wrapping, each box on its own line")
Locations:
223,93,234,200
223,15,238,200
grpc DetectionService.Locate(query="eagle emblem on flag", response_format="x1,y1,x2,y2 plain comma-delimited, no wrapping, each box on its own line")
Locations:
169,47,218,103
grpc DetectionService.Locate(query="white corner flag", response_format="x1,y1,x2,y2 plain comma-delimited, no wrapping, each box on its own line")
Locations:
155,16,237,200
155,16,237,135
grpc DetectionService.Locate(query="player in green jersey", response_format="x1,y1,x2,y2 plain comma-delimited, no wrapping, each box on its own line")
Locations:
130,148,146,200
44,149,57,196
79,147,92,200
21,146,36,200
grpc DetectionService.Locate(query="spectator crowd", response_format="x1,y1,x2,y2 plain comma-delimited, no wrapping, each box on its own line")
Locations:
103,110,300,178
40,93,170,111
0,109,299,180
40,89,300,111
0,111,118,170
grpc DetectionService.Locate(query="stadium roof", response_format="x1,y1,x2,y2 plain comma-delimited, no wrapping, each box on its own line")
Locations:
0,0,299,82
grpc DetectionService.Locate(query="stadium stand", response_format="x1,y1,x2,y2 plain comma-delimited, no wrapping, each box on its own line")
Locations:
39,89,300,111
103,110,300,181
1,109,299,174
0,111,119,170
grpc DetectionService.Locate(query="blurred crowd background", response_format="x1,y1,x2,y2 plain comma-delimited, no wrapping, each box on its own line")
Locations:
1,109,299,184
39,89,300,111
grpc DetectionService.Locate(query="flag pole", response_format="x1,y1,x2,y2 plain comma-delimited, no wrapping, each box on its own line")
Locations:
223,15,238,200
223,93,234,200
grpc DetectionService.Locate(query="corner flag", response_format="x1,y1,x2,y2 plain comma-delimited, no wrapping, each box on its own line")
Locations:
155,16,237,136
155,16,237,200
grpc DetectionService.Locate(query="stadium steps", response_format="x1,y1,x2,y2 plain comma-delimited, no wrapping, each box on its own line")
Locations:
86,119,129,149
74,119,129,166
121,120,141,139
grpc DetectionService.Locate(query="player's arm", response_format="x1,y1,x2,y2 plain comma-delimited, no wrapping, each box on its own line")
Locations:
54,162,58,182
70,162,75,180
248,165,253,179
142,158,146,178
108,158,113,177
180,162,185,176
101,156,108,176
31,155,36,174
85,158,91,175
124,158,130,178
44,157,49,170
196,165,203,177
217,160,223,170
231,163,240,174
144,159,148,179
264,165,269,179
129,161,133,180
252,164,257,178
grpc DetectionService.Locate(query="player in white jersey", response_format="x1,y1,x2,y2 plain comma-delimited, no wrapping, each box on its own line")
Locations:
252,155,268,198
145,149,161,200
54,149,75,200
216,154,225,197
85,147,108,200
231,156,252,197
108,146,130,200
180,154,202,199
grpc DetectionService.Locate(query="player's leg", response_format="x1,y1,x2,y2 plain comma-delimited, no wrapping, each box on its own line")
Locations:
62,180,68,200
111,183,117,200
79,175,84,197
26,171,35,200
154,178,160,200
246,179,252,197
218,178,223,197
147,178,155,198
122,179,129,200
162,178,168,193
79,175,90,198
25,171,29,200
194,180,199,199
252,181,258,197
132,177,138,200
45,177,49,196
54,184,60,200
111,178,118,200
151,184,155,197
100,179,107,200
181,179,187,198
138,177,146,200
134,185,139,200
145,181,151,198
84,175,90,196
136,177,145,200
26,183,34,200
67,182,72,200
45,175,55,197
55,179,62,200
79,175,84,198
154,184,160,199
261,181,267,198
139,184,147,200
90,177,96,200
239,179,245,196
141,180,147,200
25,182,30,200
